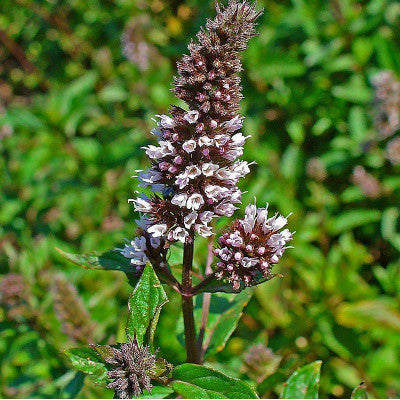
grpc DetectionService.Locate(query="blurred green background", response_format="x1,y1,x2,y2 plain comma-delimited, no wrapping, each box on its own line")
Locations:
1,0,400,398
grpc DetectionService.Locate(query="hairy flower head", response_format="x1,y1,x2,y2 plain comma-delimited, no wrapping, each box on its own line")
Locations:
95,337,157,399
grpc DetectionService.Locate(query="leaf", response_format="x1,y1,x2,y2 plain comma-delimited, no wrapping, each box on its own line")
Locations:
336,299,400,333
332,75,371,104
281,361,322,399
126,264,169,346
0,107,45,130
204,290,253,357
172,363,259,399
348,106,368,143
351,382,368,399
56,247,132,272
64,346,108,385
326,210,381,235
60,371,85,398
381,207,400,252
56,247,172,288
139,385,174,399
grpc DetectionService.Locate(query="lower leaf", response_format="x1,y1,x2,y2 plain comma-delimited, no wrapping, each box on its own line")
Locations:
64,346,109,385
172,363,259,399
280,361,322,399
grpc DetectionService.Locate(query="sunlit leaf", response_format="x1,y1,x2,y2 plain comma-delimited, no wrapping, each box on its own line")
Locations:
172,363,258,399
281,361,322,399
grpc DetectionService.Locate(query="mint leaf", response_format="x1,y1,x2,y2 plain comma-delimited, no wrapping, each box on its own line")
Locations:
281,361,322,399
204,290,253,356
64,346,108,385
172,363,258,399
60,371,85,398
139,386,174,399
126,264,168,346
56,247,132,273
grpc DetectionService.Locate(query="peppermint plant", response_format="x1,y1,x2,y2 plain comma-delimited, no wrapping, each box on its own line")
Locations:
60,1,295,398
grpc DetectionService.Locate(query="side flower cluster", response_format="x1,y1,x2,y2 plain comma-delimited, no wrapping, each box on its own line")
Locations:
214,203,293,290
128,1,262,244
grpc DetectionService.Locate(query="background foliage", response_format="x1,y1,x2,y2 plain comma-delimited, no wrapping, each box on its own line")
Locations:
1,0,400,398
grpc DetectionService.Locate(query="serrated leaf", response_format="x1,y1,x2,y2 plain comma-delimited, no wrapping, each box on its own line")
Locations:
64,347,108,385
281,361,322,399
351,382,368,399
204,290,253,357
126,264,168,346
172,363,258,399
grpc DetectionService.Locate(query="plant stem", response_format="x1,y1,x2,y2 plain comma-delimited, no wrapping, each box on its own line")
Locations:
181,233,200,363
197,234,214,360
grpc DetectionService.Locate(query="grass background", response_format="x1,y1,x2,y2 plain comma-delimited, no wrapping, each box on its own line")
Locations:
1,0,400,398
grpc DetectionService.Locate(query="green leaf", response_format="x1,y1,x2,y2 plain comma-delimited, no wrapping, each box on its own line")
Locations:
327,210,381,235
381,207,400,252
172,363,259,399
204,290,253,357
351,382,368,399
348,106,368,143
0,107,45,130
139,385,174,399
56,246,173,288
281,361,322,399
126,264,169,346
64,346,108,385
332,75,371,104
336,299,400,333
60,371,85,398
56,247,132,272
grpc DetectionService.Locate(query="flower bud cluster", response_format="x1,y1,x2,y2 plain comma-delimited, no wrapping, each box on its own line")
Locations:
214,203,293,290
128,1,263,244
0,273,29,320
386,136,400,165
53,274,95,344
371,70,400,139
351,166,383,199
121,15,156,72
306,157,327,182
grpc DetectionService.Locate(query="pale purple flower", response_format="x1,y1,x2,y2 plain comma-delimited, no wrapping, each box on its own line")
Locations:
126,1,263,244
